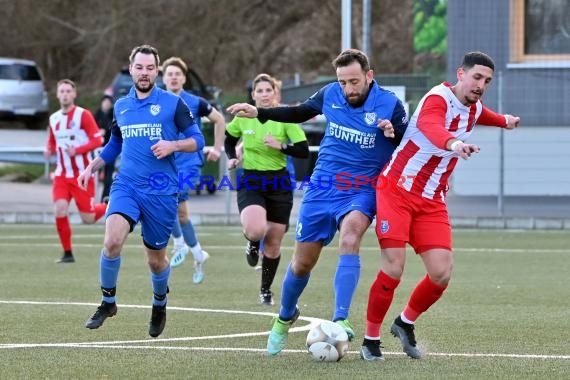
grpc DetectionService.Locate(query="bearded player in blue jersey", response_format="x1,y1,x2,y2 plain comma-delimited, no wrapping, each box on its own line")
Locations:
162,56,226,284
78,45,205,338
227,49,408,355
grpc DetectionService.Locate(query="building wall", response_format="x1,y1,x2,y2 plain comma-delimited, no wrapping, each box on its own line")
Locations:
447,0,570,126
447,1,570,195
451,126,570,196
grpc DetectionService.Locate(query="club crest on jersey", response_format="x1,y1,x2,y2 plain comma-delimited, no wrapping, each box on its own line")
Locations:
380,220,389,234
150,104,161,116
364,112,377,126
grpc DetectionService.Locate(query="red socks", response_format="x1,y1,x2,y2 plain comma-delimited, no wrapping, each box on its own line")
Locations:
55,205,106,255
403,274,448,323
365,273,448,338
365,271,400,338
55,216,72,252
94,203,107,221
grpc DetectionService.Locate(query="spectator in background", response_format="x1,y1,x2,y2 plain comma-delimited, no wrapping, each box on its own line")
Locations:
94,94,115,203
44,79,106,263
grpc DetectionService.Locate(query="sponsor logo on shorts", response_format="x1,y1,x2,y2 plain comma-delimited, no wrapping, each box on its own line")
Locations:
380,220,389,234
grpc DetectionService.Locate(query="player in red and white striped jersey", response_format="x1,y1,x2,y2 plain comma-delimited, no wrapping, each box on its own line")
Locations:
361,52,520,360
44,79,106,263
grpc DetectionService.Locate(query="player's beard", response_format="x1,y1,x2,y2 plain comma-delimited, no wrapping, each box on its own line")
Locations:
345,80,370,107
135,77,155,93
346,88,367,107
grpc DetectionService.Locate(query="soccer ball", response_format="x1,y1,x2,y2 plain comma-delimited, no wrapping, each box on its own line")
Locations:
306,320,349,362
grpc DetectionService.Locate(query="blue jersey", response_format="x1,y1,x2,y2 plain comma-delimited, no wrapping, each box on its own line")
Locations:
175,91,213,172
103,86,204,195
304,80,408,193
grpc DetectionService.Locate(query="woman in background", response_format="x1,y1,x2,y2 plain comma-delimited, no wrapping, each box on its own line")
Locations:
224,73,308,306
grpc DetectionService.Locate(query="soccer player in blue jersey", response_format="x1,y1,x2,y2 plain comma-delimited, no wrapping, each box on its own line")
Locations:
162,56,226,284
77,45,205,337
227,49,408,355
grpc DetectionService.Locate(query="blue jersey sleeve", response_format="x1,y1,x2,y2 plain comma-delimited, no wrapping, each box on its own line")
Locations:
197,97,213,118
99,117,123,163
390,99,409,147
303,86,327,114
182,126,205,150
175,99,205,150
174,98,197,133
99,133,122,163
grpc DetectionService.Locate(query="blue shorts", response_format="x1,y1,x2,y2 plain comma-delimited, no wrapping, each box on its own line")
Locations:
107,180,178,250
295,186,375,246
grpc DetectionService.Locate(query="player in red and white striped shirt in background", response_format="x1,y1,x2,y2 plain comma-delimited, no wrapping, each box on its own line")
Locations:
360,52,520,361
44,79,107,264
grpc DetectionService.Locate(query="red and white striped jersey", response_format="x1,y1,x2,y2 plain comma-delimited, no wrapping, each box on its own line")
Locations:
381,82,505,201
47,105,102,178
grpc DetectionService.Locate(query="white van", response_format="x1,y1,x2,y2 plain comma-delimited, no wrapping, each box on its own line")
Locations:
0,57,49,129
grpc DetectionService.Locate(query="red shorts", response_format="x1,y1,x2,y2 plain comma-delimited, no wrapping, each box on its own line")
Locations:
52,176,96,213
375,181,451,253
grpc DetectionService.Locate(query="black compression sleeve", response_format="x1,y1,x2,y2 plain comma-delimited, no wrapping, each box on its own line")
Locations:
281,140,309,158
224,131,240,159
257,104,319,124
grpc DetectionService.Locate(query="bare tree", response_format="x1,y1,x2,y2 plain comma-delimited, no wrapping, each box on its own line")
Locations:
0,0,414,95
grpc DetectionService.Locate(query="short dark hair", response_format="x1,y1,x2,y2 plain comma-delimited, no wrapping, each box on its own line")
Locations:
129,44,160,67
162,57,188,76
461,51,495,71
332,49,370,72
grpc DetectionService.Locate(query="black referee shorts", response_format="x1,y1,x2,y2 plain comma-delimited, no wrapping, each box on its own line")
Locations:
237,168,294,225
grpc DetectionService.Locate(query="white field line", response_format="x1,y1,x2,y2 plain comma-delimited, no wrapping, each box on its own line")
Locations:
0,300,568,360
0,300,320,347
2,341,569,360
1,240,570,254
0,232,250,239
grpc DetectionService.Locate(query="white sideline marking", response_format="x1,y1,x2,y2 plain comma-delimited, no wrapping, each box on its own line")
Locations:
1,240,570,254
0,300,569,360
0,232,249,239
2,343,569,360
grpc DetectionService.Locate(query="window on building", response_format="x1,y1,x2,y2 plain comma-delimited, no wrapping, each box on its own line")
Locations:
511,0,570,62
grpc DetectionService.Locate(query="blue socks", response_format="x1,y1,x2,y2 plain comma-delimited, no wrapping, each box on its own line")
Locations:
181,219,198,247
333,254,360,321
99,250,171,307
151,266,171,307
100,250,121,304
279,264,310,320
